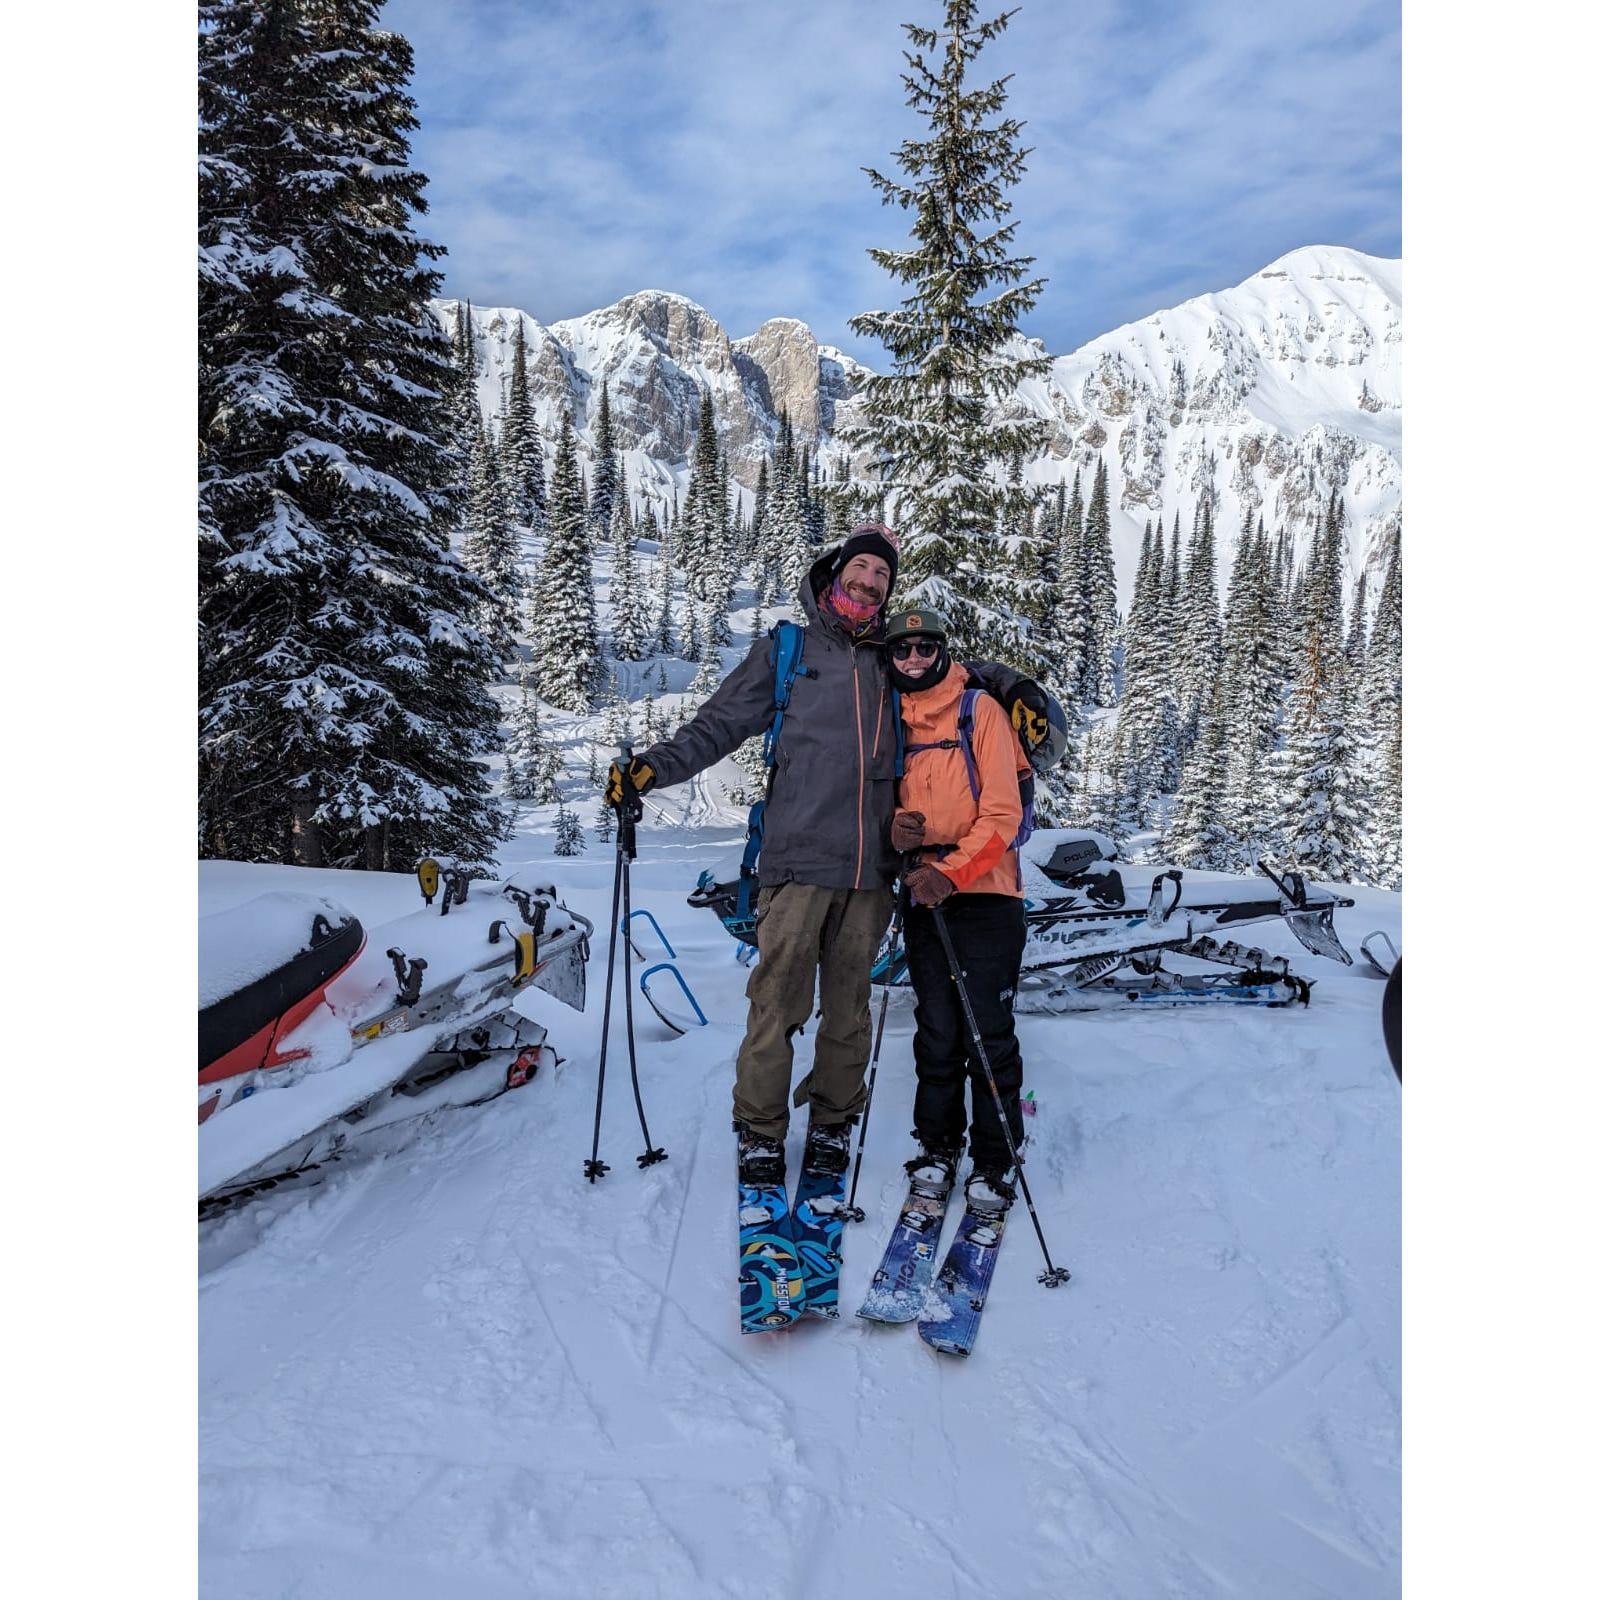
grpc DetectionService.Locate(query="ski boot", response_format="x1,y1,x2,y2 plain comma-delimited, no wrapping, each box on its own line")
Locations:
964,1166,1017,1216
736,1122,786,1187
904,1142,962,1195
801,1118,854,1177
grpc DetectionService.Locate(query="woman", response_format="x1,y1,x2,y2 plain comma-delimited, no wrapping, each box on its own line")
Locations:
884,608,1033,1212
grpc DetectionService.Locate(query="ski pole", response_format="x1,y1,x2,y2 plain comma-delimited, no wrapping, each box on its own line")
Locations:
928,904,1071,1288
584,841,623,1182
839,882,907,1224
616,744,666,1169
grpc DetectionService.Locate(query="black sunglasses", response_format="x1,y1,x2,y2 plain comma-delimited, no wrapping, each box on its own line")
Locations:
891,638,941,660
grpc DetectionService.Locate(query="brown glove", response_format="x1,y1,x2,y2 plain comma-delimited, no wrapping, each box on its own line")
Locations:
604,757,656,810
890,809,926,852
903,864,955,908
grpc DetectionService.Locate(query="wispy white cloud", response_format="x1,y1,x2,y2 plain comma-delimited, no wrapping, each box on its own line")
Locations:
385,0,1399,361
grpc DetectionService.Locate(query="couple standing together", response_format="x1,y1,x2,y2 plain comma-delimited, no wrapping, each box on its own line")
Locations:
607,523,1045,1213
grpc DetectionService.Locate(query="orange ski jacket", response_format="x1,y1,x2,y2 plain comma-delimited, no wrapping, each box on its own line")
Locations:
895,663,1029,898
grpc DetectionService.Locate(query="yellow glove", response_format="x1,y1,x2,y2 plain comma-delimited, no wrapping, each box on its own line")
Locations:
1012,699,1049,751
604,757,656,809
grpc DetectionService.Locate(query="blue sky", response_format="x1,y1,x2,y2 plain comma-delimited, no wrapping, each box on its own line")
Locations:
385,0,1399,364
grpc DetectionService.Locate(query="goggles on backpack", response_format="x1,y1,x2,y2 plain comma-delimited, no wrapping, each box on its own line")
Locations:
891,639,941,660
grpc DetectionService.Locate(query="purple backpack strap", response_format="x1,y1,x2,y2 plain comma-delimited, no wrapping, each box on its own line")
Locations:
956,689,982,801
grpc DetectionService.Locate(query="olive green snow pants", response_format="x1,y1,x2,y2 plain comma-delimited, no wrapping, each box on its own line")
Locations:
733,882,895,1139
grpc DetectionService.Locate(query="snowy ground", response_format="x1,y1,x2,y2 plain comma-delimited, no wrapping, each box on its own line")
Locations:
199,829,1400,1599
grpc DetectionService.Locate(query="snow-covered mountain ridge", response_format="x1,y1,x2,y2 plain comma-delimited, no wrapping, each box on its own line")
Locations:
436,244,1400,601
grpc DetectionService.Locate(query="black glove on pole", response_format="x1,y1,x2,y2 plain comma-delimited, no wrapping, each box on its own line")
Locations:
928,904,1070,1288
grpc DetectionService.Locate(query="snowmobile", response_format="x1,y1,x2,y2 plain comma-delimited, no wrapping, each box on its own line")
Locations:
689,829,1354,1011
198,861,591,1219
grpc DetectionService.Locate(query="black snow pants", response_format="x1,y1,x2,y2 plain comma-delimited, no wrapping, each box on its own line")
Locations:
903,893,1027,1170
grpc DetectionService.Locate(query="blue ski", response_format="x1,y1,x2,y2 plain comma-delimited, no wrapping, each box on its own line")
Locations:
791,1165,849,1319
739,1183,806,1334
857,1174,955,1325
917,1202,1010,1357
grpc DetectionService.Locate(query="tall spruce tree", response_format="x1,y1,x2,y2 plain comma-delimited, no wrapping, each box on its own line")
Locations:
504,668,560,805
608,464,649,660
199,0,506,869
462,418,525,667
589,380,620,538
531,412,598,711
500,315,547,531
845,1,1049,657
1082,458,1119,703
1174,499,1223,749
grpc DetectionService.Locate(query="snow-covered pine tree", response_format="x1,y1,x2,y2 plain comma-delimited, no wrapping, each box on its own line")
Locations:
681,387,721,604
199,0,506,870
1345,567,1369,681
689,614,723,700
1054,468,1093,716
1174,499,1222,750
608,463,649,661
531,412,598,711
1116,519,1165,824
553,800,585,857
1166,679,1233,869
1082,458,1119,703
1364,518,1402,746
652,551,676,655
500,315,547,531
504,669,560,805
589,380,620,539
463,417,525,667
1273,578,1372,884
1217,517,1284,867
592,793,614,844
1369,716,1402,890
844,0,1050,659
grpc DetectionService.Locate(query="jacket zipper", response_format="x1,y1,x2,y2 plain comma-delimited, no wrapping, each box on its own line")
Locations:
852,653,865,889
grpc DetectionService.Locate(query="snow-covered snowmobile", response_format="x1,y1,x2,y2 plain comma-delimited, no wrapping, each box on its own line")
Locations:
198,861,591,1218
689,828,1354,1010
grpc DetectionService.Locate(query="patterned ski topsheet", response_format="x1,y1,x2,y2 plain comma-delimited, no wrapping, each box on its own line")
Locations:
738,1182,806,1334
918,1203,1010,1357
857,1181,953,1325
790,1165,849,1320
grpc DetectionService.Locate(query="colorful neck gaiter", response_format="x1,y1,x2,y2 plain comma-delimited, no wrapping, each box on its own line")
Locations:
824,576,882,635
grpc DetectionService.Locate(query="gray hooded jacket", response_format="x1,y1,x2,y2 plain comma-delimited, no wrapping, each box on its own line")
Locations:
639,551,897,891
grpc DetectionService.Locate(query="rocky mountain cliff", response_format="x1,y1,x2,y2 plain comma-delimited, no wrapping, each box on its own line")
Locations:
435,244,1400,603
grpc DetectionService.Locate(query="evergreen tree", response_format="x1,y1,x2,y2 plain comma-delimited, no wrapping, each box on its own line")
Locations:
1369,716,1402,890
681,387,723,604
1054,469,1093,713
531,412,598,711
1082,458,1119,703
651,553,677,655
1166,680,1233,869
199,0,506,869
1273,627,1372,883
1174,499,1222,748
844,0,1050,657
608,463,649,660
589,380,620,538
462,417,525,667
553,800,585,856
504,669,560,805
500,315,547,530
1345,567,1369,681
1364,518,1402,746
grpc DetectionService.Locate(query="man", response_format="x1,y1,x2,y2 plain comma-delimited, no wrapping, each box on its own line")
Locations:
605,523,902,1187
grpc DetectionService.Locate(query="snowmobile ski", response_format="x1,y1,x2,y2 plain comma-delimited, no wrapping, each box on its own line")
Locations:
739,1182,806,1333
857,1166,956,1325
918,1199,1011,1358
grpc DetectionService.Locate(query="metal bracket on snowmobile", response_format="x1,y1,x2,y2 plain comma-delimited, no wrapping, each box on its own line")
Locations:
1361,930,1399,977
1147,871,1184,927
1181,936,1292,981
501,885,550,940
438,865,474,916
386,947,427,1006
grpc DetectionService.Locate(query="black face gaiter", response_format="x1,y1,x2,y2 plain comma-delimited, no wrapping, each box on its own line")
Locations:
887,644,951,695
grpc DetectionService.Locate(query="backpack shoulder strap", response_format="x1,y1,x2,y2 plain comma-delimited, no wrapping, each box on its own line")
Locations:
762,621,806,766
954,687,982,801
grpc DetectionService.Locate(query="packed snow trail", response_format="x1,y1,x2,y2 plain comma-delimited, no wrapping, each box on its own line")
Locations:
200,842,1400,1598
